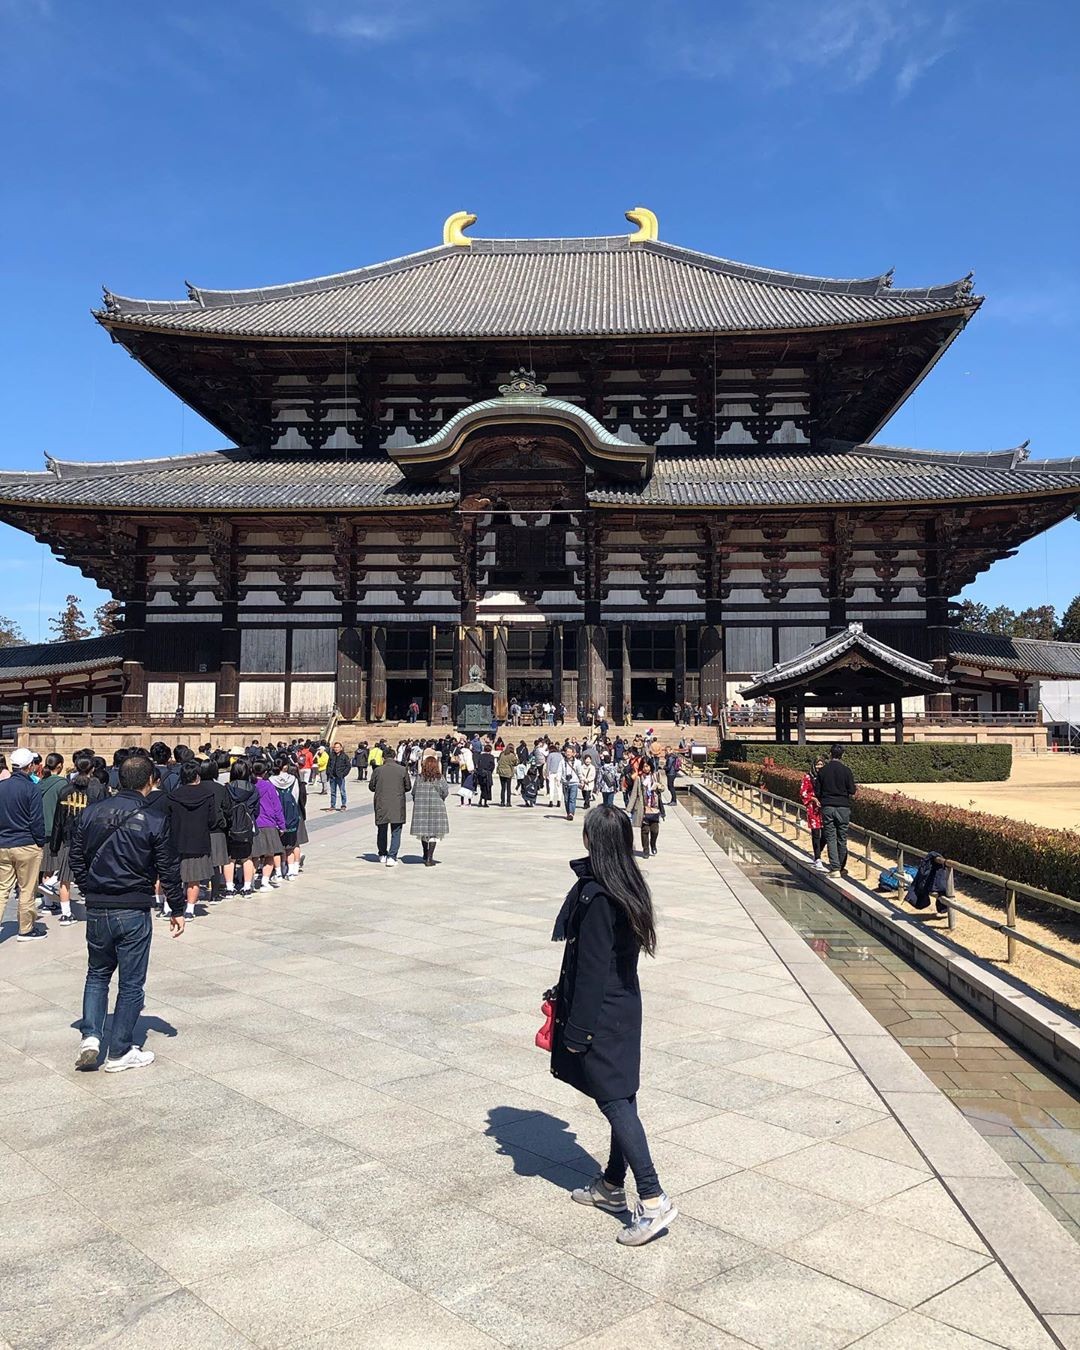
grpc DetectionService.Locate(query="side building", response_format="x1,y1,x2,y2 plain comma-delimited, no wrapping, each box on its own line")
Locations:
1,210,1078,730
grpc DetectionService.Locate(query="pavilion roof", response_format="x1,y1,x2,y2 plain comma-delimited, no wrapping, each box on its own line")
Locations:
947,631,1080,679
741,623,950,699
0,635,123,683
97,234,978,341
1,441,1078,513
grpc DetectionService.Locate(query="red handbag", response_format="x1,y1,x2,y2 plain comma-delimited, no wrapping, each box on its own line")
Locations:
535,987,556,1051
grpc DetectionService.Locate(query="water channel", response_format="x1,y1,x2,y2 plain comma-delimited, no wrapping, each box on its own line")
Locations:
684,790,1080,1243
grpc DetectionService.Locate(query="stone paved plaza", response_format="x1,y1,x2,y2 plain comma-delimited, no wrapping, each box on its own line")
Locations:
2,792,1079,1348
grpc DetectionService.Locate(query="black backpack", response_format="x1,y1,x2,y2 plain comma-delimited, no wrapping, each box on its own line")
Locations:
226,784,256,849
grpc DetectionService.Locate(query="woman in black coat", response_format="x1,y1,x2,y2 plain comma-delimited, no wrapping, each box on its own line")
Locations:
550,803,677,1246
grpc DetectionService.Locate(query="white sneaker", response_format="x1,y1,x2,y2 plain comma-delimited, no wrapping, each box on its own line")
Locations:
617,1193,678,1246
75,1036,100,1071
813,859,828,873
103,1047,155,1073
384,857,399,868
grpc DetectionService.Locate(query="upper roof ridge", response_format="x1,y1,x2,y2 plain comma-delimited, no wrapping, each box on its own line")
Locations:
98,233,979,316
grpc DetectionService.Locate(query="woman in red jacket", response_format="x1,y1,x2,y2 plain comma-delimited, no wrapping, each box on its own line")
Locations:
799,756,827,873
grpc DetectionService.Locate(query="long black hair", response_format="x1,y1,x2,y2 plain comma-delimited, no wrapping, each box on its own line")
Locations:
582,804,657,956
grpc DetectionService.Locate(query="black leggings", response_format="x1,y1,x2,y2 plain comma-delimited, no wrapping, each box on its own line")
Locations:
499,777,512,806
811,827,823,859
599,1095,661,1199
640,819,660,854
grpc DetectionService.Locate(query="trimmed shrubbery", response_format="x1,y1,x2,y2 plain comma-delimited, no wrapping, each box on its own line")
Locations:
714,741,1012,783
719,762,1080,899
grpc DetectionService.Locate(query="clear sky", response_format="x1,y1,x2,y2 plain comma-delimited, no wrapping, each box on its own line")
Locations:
2,0,1078,639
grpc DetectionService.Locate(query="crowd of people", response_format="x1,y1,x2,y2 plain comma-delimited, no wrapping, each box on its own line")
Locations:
0,729,681,1245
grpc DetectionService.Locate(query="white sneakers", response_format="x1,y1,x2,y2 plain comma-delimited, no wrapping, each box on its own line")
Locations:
75,1037,100,1071
102,1048,155,1073
384,857,399,868
813,858,828,872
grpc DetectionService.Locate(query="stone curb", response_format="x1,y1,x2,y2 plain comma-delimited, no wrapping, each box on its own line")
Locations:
675,793,1080,1337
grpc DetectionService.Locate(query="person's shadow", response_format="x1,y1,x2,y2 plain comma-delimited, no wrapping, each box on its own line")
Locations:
484,1105,616,1194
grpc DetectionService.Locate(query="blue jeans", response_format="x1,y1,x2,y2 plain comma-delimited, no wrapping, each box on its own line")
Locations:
330,776,347,808
563,782,579,817
601,791,615,807
81,908,153,1058
377,822,402,859
599,1095,661,1199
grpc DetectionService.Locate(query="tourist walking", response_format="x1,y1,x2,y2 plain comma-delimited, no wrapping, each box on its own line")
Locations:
550,804,676,1245
411,752,449,866
597,755,619,808
560,746,582,821
817,743,857,876
496,743,518,806
475,742,495,807
545,742,565,808
0,748,48,942
72,753,185,1072
352,743,369,781
627,763,666,856
314,745,330,793
370,753,409,866
328,741,350,811
799,757,828,871
663,747,681,805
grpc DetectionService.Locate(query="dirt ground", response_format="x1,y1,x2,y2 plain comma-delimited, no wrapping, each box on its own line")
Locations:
882,753,1080,834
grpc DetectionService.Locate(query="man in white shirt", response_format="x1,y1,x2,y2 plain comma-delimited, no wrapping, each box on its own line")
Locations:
545,744,564,808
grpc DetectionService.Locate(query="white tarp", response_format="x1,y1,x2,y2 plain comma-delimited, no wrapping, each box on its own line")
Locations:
1038,680,1080,729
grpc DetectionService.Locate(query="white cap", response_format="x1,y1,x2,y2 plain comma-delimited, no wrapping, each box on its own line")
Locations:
10,748,35,768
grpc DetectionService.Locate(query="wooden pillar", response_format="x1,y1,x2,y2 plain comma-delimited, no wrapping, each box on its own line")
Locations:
552,623,566,710
774,698,784,741
873,703,882,744
861,704,870,743
699,623,724,719
621,624,632,725
674,623,687,708
492,625,508,721
455,625,485,687
894,700,904,744
577,623,607,718
431,626,453,723
369,624,387,721
218,629,240,725
121,545,148,725
336,627,365,722
796,696,806,745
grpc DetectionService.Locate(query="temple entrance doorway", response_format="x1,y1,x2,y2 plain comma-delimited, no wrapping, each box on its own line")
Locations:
385,679,428,722
507,676,553,708
630,676,675,721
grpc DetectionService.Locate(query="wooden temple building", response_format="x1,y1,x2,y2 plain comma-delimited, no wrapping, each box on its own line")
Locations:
2,207,1080,729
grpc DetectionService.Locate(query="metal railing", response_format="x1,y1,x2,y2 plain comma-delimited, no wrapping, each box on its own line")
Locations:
701,768,1080,974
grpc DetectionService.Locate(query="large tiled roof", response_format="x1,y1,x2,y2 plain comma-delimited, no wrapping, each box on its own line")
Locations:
0,441,1079,512
0,634,123,683
590,443,1080,509
742,623,948,696
948,631,1080,678
97,236,978,340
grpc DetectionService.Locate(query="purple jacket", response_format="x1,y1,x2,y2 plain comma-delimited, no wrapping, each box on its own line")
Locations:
254,777,286,830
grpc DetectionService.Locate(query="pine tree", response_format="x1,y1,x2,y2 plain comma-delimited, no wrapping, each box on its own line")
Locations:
1012,605,1057,640
954,600,990,631
0,615,25,648
49,595,93,642
94,599,123,634
1059,595,1080,644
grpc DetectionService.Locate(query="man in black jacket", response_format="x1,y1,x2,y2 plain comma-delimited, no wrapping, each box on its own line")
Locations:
71,755,185,1073
816,743,858,876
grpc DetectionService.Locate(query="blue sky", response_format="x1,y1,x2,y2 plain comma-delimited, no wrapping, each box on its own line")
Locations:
2,0,1078,638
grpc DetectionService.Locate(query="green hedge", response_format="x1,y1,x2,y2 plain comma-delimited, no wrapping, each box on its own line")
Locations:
719,763,1080,899
715,741,1012,783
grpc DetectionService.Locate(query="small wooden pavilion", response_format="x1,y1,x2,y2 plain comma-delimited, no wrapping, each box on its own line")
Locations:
741,623,950,743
